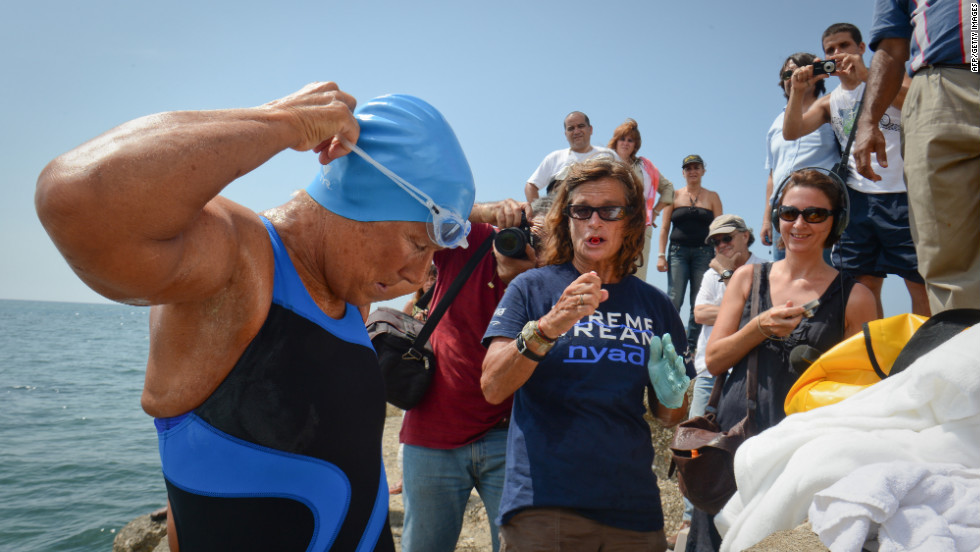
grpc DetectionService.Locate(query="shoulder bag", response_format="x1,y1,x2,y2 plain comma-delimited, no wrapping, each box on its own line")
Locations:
668,263,762,515
366,235,494,410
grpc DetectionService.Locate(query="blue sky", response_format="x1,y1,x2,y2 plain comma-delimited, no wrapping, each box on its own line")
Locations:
3,0,916,316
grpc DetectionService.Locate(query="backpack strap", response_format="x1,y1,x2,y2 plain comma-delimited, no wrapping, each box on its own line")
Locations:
745,263,762,430
890,308,980,376
864,322,889,380
704,263,762,427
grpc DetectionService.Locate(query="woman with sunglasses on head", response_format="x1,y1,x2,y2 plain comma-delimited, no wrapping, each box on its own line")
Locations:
481,157,694,552
607,118,675,281
686,169,876,552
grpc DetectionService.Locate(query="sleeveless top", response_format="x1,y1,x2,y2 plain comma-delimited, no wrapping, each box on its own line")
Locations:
669,206,715,247
154,217,394,552
716,262,856,432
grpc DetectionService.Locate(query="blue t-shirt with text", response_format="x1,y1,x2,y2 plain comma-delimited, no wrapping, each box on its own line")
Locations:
482,263,691,532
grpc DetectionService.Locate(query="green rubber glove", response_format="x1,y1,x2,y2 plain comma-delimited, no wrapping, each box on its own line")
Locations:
647,333,690,409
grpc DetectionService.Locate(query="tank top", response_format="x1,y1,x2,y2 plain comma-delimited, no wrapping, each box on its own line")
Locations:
669,206,715,247
154,217,394,552
716,262,856,432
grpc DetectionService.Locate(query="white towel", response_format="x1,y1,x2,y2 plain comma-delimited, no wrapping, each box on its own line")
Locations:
715,326,980,552
810,462,980,552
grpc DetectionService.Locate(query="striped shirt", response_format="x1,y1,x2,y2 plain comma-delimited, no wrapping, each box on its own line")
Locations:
869,0,974,73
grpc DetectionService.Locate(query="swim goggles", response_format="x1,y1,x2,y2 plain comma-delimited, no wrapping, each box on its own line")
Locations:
339,137,471,248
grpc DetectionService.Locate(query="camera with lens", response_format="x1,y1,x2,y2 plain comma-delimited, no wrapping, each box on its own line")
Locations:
811,59,837,76
494,212,536,259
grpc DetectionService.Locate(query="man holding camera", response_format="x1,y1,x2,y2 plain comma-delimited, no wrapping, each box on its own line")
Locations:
399,197,549,552
524,111,617,202
782,22,929,318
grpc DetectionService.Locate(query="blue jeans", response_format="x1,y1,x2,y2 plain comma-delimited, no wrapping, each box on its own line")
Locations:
667,243,714,347
771,228,787,261
402,428,507,552
689,374,716,419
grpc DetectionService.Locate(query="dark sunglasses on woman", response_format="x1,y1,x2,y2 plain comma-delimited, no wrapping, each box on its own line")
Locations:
777,205,834,224
565,205,629,221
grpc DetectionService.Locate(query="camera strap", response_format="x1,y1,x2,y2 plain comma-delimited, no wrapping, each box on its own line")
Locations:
411,234,495,348
415,285,434,311
831,88,866,184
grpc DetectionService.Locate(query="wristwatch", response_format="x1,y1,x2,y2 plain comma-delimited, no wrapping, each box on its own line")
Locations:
516,320,555,361
720,269,734,281
515,332,546,361
523,320,556,347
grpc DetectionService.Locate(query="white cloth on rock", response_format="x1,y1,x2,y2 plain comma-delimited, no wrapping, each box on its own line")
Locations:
714,326,980,552
809,461,980,552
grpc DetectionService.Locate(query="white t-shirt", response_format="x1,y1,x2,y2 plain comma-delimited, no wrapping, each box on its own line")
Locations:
693,253,765,377
527,146,618,192
829,82,906,194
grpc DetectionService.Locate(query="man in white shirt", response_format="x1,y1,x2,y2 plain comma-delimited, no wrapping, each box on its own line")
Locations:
691,215,764,422
524,111,617,202
782,22,928,318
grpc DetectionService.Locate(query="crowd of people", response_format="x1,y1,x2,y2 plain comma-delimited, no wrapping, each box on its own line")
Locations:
34,4,976,552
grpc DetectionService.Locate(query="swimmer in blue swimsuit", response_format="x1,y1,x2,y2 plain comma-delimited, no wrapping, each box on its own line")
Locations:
35,83,476,551
156,217,391,551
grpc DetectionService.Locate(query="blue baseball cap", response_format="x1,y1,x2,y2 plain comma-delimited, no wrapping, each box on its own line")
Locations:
306,94,475,247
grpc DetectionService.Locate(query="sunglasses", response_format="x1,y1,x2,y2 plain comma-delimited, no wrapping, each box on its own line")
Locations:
777,205,834,224
781,69,794,81
709,234,734,247
565,205,629,221
341,138,471,248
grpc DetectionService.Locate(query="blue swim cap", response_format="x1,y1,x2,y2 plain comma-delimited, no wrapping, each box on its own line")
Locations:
307,94,475,230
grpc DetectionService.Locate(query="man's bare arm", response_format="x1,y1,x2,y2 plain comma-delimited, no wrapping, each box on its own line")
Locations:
693,303,721,326
853,38,910,181
524,181,540,203
761,171,774,246
469,199,531,227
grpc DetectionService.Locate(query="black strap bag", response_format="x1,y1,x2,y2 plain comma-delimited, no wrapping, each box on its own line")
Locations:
365,235,493,410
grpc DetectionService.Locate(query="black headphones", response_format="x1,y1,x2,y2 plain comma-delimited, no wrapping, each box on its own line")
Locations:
770,166,850,247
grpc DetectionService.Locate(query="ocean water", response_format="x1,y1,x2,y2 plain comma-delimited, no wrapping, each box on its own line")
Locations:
0,300,165,552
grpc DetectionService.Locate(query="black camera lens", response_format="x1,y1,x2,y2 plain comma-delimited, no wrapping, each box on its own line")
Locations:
494,227,529,259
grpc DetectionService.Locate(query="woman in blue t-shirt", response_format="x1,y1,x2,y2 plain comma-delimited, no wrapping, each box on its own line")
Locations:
482,157,692,552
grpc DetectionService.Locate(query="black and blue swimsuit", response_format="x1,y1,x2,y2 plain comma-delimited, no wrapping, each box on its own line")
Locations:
154,216,393,551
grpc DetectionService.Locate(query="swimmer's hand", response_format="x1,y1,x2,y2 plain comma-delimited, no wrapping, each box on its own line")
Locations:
647,333,689,409
262,81,360,164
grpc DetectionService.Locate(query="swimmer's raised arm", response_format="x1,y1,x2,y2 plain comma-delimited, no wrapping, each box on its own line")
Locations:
35,82,358,305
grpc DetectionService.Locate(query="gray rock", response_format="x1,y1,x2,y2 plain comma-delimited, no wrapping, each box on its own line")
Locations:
112,511,168,552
